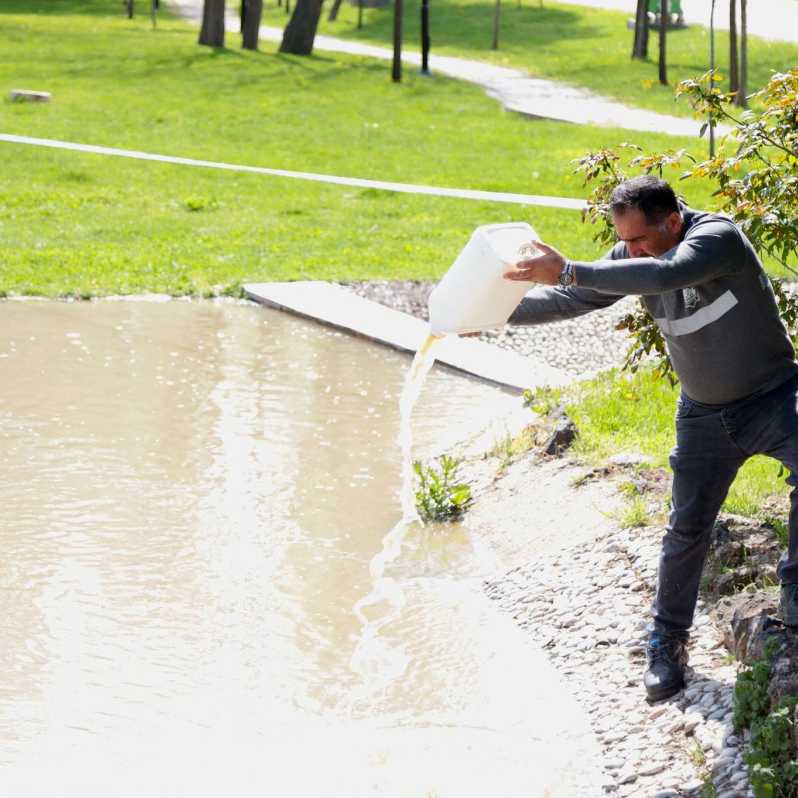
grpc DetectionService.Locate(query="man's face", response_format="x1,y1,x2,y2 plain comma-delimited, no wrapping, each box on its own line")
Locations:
611,207,683,258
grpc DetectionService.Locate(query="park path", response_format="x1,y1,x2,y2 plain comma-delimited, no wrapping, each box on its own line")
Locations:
171,0,731,138
555,0,798,44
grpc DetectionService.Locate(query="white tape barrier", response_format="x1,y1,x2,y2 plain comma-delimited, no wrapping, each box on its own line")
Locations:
0,133,586,211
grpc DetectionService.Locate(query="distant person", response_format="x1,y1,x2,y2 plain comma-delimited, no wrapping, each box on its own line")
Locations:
502,175,798,702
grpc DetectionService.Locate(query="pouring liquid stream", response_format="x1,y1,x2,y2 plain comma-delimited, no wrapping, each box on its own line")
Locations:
346,332,443,710
345,240,537,714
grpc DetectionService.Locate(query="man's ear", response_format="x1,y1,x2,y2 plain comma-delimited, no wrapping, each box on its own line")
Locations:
667,211,683,237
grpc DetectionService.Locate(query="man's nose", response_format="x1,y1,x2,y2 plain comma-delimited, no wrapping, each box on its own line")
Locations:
628,243,646,258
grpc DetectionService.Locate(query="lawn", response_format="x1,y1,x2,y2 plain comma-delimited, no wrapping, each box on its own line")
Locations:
0,4,721,296
563,368,791,522
276,0,798,120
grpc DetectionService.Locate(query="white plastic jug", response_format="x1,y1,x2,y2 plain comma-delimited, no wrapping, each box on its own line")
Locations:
428,222,539,336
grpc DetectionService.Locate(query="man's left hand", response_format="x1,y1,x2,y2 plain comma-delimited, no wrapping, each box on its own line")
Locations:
503,241,567,285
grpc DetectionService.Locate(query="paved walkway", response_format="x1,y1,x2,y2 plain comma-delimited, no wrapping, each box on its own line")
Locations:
555,0,798,44
171,0,730,138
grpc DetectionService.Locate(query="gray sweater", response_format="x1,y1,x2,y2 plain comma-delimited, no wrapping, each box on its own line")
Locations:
509,207,798,405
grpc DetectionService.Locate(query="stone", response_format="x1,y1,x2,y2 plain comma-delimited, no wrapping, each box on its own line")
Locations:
638,762,666,777
713,591,781,664
768,636,798,707
10,88,51,102
543,415,577,456
616,766,638,785
681,778,707,792
608,452,652,468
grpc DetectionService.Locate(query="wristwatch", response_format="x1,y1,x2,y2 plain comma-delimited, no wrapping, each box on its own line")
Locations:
559,260,575,288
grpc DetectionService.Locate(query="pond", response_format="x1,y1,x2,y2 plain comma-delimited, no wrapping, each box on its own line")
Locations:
0,299,600,796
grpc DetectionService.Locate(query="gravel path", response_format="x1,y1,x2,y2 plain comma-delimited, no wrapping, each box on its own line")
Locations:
484,504,753,797
344,280,640,379
466,453,754,797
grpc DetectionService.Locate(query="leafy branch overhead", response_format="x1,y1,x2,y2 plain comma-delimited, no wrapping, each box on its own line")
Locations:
573,69,798,383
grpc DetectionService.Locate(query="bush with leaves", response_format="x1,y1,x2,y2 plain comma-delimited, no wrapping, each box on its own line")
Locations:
733,637,798,798
574,68,798,384
413,454,472,523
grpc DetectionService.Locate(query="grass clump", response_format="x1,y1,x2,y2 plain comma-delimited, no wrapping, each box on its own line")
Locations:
413,455,472,522
488,425,540,473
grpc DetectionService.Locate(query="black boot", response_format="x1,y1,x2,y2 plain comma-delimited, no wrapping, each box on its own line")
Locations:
780,583,798,627
644,634,688,702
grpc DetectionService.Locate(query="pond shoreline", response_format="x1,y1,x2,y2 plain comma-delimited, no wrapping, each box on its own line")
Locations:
459,434,754,797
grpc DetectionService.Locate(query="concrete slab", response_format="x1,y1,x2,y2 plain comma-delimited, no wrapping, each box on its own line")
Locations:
244,281,570,392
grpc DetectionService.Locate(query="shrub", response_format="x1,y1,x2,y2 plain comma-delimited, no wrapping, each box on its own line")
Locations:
413,455,472,523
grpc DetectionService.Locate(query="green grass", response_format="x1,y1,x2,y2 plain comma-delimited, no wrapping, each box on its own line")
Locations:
566,368,791,518
0,5,725,295
266,0,798,119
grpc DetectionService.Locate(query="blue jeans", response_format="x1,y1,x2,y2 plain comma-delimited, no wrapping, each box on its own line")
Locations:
654,372,798,636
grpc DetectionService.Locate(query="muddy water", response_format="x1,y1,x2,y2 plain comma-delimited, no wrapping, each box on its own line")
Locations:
0,300,600,797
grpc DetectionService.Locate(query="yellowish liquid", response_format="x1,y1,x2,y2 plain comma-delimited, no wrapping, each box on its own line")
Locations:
346,332,444,711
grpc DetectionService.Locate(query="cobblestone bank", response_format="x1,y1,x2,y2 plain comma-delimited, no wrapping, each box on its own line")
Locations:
482,470,753,797
343,280,639,378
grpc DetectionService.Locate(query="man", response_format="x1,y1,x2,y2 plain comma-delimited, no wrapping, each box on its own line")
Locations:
503,175,798,702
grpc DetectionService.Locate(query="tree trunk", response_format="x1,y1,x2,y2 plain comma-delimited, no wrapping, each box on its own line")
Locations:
729,0,739,97
658,0,667,85
492,0,501,50
420,0,430,73
327,0,344,21
242,0,263,48
737,0,748,106
709,0,716,156
126,0,134,18
199,0,226,46
392,0,403,82
632,0,649,59
279,0,323,54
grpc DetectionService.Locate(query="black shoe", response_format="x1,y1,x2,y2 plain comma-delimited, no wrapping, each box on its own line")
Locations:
644,635,688,702
780,583,798,627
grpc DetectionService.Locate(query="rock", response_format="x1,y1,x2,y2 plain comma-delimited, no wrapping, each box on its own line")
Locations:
712,591,781,664
768,635,798,707
637,762,666,776
543,415,577,456
616,766,638,785
712,567,762,596
10,88,51,102
681,778,707,792
608,452,652,468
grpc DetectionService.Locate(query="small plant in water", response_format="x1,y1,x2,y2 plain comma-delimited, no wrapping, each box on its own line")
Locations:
413,455,472,523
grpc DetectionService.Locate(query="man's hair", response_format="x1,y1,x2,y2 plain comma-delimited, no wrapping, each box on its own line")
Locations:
609,176,680,226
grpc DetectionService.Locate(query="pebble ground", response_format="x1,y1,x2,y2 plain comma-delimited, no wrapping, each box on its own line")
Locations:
484,468,754,797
